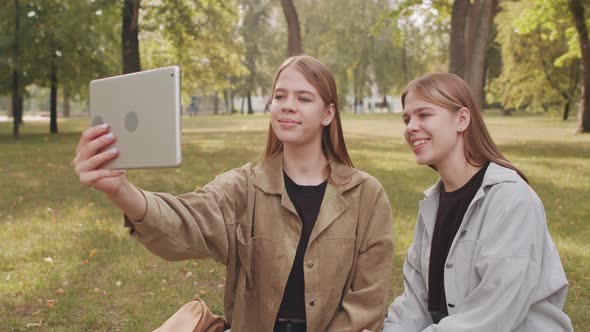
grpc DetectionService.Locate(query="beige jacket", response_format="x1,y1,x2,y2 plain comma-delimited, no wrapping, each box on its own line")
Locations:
125,153,394,331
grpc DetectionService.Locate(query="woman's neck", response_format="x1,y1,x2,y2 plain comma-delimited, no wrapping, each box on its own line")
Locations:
282,143,328,186
436,155,482,192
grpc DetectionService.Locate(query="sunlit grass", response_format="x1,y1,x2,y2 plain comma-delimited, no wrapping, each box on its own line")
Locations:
1,111,588,330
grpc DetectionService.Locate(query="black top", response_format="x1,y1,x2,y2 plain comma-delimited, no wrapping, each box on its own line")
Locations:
277,172,328,320
428,163,489,322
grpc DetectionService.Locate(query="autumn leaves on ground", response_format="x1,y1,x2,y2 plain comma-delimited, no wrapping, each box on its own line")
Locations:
1,113,589,331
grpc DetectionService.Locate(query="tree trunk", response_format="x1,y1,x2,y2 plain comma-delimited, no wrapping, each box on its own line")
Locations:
563,100,571,121
280,0,302,56
223,90,229,114
465,0,481,77
449,0,470,77
227,77,233,114
7,93,13,118
122,0,141,74
50,61,58,134
63,87,70,117
213,91,219,115
240,96,245,115
12,0,21,139
466,0,498,111
247,92,253,114
569,0,590,133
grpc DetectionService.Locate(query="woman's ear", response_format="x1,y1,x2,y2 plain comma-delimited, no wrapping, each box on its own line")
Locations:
322,103,336,126
456,107,471,132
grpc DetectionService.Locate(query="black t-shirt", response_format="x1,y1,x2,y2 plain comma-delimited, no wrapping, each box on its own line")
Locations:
428,163,489,322
277,172,327,320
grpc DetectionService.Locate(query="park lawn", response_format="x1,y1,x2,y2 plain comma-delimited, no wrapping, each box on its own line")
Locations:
0,112,589,331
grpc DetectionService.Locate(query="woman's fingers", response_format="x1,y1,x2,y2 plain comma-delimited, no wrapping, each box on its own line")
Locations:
74,130,116,166
78,168,125,186
75,147,119,175
76,124,109,154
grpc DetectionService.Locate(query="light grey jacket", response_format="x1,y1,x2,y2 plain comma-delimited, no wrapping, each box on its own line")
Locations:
383,163,573,332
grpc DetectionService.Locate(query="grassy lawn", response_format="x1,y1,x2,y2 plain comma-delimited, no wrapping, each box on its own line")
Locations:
1,112,588,331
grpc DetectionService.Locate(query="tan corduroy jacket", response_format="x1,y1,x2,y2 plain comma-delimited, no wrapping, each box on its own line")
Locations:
125,153,394,331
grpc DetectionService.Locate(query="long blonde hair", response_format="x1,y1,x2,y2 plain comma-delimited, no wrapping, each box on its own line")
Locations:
401,73,528,182
263,55,353,168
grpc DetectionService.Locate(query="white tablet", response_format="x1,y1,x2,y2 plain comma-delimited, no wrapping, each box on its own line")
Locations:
89,66,182,169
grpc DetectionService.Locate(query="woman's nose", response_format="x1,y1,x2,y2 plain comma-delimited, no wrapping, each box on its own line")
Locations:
282,97,296,112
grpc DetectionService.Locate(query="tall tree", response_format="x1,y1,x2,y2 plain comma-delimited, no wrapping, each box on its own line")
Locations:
12,0,21,139
492,0,582,119
141,0,246,107
449,0,469,78
50,56,58,133
280,0,302,56
122,0,141,73
449,0,499,110
569,0,590,133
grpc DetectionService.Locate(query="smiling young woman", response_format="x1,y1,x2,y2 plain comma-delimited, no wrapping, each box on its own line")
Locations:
380,73,572,332
73,55,394,332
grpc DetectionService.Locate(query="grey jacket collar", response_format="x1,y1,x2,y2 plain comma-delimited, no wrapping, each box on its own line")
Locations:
419,162,521,242
422,162,520,199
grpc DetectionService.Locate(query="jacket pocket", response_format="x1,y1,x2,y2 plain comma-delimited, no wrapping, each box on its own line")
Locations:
451,239,475,301
319,237,357,298
236,223,256,289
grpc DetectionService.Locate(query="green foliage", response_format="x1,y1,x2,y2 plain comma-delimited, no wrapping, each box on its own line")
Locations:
295,0,447,110
141,0,247,103
491,0,581,113
0,1,121,99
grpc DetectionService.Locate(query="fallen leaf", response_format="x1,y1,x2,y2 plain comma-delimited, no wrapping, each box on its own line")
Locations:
45,299,56,308
161,279,167,284
88,249,97,259
31,309,41,316
55,288,65,295
216,284,224,288
44,257,53,264
82,260,89,265
115,281,122,287
183,271,193,279
199,289,207,295
26,321,42,328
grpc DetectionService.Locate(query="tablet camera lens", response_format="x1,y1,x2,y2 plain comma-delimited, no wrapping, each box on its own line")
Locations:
125,111,139,132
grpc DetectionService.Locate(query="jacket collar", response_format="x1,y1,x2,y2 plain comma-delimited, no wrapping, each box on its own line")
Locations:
422,162,519,199
252,152,363,195
253,152,364,244
419,162,520,240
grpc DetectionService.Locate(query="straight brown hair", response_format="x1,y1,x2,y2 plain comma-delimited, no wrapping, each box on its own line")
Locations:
263,55,353,169
401,73,528,183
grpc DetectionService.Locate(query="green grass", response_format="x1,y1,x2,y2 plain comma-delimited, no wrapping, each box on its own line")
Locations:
1,111,589,331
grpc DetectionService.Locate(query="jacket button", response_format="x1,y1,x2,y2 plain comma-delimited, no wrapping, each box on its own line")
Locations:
308,299,316,306
306,261,314,268
445,263,453,269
